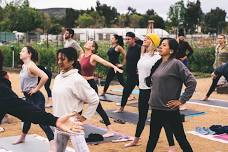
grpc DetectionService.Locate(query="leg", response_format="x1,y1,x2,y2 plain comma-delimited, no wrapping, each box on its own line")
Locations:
70,134,89,152
103,68,115,94
125,89,150,147
166,111,193,152
116,69,125,87
55,130,70,152
146,110,163,152
44,78,52,98
119,75,137,112
202,75,221,101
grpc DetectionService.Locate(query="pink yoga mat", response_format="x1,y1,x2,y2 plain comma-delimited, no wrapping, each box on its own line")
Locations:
214,134,228,141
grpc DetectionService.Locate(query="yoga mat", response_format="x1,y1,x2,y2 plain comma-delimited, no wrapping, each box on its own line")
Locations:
187,131,228,144
99,93,137,103
105,110,150,125
99,93,122,102
190,99,228,108
84,124,131,144
0,134,74,152
214,134,228,141
111,88,139,95
180,109,206,117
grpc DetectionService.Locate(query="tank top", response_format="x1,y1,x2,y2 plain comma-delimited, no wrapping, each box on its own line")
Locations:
107,46,120,64
20,64,38,92
80,54,96,77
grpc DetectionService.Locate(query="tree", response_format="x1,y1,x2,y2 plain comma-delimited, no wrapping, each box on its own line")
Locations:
77,14,95,28
95,1,118,27
168,0,186,27
48,24,62,34
64,8,80,28
129,14,143,28
185,0,203,33
204,7,226,34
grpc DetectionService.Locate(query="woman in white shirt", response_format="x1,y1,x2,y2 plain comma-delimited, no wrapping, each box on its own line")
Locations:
53,47,99,152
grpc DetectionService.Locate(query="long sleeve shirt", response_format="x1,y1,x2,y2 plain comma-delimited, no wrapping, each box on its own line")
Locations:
149,59,197,111
52,69,99,119
126,44,141,75
176,40,193,59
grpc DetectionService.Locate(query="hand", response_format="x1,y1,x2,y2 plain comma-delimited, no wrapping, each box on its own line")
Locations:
28,88,38,96
56,112,84,134
166,100,183,109
114,66,123,74
180,56,187,61
116,64,123,68
74,113,86,122
211,72,217,79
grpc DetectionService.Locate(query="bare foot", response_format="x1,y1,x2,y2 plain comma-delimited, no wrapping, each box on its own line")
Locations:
114,107,124,113
12,135,26,145
124,138,139,147
168,146,176,152
127,96,136,101
200,96,208,101
103,131,115,138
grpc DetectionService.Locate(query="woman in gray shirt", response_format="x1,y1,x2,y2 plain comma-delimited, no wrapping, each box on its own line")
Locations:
146,38,197,152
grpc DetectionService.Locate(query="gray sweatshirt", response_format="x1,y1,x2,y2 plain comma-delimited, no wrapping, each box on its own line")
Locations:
149,58,197,111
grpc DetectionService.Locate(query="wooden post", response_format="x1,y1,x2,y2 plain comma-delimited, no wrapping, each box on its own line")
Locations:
147,20,154,34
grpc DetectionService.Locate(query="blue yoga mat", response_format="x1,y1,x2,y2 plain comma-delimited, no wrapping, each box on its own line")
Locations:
190,99,228,108
111,88,139,95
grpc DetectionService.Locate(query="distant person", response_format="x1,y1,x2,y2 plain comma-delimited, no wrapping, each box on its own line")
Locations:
37,65,52,108
202,63,228,101
101,34,126,95
115,32,141,113
64,28,83,58
213,34,228,85
176,30,193,68
64,28,83,73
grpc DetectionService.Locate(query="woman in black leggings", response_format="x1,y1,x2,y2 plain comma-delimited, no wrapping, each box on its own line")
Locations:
101,34,126,95
202,63,228,101
79,39,123,137
125,34,175,151
146,38,196,152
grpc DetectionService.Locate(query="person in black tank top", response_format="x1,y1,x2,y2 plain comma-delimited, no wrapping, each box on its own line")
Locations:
102,34,126,95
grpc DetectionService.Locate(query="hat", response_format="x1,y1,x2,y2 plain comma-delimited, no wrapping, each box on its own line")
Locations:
126,32,135,38
146,33,160,48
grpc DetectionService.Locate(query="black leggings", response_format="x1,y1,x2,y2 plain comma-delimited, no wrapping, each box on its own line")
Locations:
44,77,52,98
146,109,193,152
87,79,111,126
22,91,54,141
121,74,139,107
206,74,222,97
135,89,174,146
103,68,125,93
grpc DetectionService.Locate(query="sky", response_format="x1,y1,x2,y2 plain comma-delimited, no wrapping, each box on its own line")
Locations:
5,0,228,20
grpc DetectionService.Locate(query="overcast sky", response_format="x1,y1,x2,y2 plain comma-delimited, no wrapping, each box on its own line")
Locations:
21,0,228,20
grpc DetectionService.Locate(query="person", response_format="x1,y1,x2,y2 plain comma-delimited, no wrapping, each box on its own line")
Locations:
37,65,53,108
53,47,99,152
146,38,196,152
64,28,83,58
13,46,55,152
0,49,83,136
79,39,123,137
125,34,176,152
115,32,141,113
213,34,228,85
101,34,126,95
201,63,228,101
176,29,193,68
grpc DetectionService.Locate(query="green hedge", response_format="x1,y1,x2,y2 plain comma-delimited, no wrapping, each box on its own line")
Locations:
0,43,215,77
189,47,215,73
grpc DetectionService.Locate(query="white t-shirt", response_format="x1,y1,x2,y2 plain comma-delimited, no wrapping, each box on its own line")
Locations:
137,52,161,89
